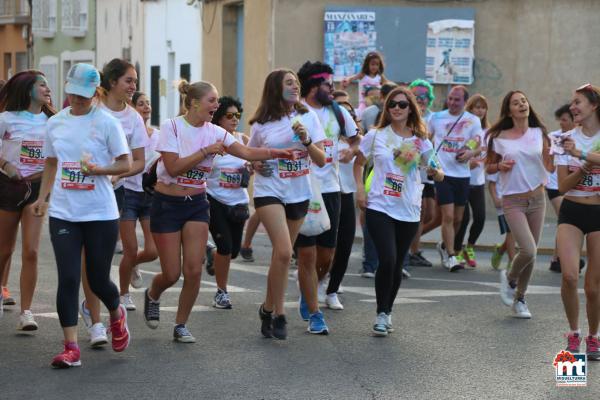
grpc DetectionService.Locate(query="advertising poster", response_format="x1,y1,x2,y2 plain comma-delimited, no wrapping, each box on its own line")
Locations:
425,19,475,84
324,11,377,81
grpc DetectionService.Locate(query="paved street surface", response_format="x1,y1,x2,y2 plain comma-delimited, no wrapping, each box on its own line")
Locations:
0,221,598,399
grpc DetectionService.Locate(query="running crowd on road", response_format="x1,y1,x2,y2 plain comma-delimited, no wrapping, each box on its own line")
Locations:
0,52,599,368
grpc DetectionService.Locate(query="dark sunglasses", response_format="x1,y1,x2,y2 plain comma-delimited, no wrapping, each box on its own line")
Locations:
224,112,241,120
388,100,410,110
414,94,429,101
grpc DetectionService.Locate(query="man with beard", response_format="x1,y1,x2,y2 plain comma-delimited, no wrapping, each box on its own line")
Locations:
295,61,359,333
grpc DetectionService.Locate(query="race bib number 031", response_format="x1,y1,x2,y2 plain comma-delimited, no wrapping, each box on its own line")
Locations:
177,166,212,187
278,150,310,178
20,140,44,165
61,162,95,190
384,173,404,197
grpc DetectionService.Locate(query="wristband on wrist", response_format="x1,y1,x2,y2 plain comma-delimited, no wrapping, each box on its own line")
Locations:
580,149,588,161
302,138,312,147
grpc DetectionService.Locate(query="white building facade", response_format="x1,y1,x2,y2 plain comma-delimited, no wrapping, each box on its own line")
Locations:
143,0,202,126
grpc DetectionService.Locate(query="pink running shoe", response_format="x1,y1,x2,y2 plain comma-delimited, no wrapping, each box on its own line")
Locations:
110,304,130,352
586,335,600,361
51,342,81,368
565,332,581,353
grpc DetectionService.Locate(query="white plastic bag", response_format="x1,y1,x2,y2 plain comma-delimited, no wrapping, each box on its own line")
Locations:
299,173,331,236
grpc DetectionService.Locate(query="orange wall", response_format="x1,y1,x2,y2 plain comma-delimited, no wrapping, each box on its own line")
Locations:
0,24,28,80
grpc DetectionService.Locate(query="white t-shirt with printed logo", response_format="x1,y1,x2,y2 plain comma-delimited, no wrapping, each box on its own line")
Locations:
305,103,358,193
428,110,482,178
97,103,149,192
360,126,434,222
556,127,600,197
156,117,237,190
469,128,487,186
0,111,48,178
249,109,326,203
207,132,249,206
338,140,357,194
44,106,129,222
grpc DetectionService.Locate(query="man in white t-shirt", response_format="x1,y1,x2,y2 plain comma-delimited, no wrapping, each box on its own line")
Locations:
427,86,482,272
295,61,359,328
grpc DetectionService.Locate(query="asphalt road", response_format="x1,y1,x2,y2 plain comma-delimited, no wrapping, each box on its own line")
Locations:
0,223,597,400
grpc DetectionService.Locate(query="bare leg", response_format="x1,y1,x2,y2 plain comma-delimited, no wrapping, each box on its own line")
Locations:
18,204,43,311
558,224,585,331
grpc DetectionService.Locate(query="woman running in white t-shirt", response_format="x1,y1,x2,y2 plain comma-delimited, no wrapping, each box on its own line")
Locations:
486,90,554,319
143,80,291,343
249,69,326,340
32,63,132,368
0,70,55,328
557,83,600,360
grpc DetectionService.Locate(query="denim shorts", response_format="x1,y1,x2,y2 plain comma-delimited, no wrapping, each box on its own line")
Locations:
150,191,210,233
121,189,152,221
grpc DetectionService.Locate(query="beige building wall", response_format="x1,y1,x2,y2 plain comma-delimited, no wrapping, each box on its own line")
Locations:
0,24,28,80
204,0,600,127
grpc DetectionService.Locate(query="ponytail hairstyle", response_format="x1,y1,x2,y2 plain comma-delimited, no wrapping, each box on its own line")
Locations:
0,70,56,117
178,80,217,115
249,69,307,125
99,58,135,98
486,90,547,165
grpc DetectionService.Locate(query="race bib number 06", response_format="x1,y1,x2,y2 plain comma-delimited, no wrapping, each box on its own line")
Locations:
383,173,404,197
61,162,95,190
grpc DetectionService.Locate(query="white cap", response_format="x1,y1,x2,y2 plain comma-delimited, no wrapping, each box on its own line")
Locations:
64,63,100,98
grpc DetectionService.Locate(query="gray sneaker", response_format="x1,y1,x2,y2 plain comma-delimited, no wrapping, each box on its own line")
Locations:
173,324,196,343
372,312,388,337
212,289,232,309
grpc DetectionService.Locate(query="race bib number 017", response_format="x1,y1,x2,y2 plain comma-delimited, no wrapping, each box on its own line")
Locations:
383,173,404,197
177,166,212,187
278,150,310,178
20,140,44,165
61,162,95,190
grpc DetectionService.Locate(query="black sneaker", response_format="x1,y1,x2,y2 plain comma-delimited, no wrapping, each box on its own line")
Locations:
272,314,287,340
409,252,432,267
205,243,215,276
240,247,254,262
258,304,273,338
144,288,160,329
549,259,561,273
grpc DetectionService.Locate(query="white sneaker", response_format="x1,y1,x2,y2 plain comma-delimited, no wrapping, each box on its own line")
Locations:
130,266,143,289
444,256,462,272
385,313,394,333
120,293,137,311
326,293,344,310
337,285,344,294
372,312,388,337
89,323,108,347
361,271,375,278
499,270,515,306
436,241,449,267
17,310,38,331
79,300,92,329
512,299,532,319
317,279,328,304
402,268,411,278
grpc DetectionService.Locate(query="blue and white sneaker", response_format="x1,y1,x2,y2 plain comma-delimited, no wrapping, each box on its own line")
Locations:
372,313,388,337
308,311,329,335
385,313,394,333
298,294,310,321
79,299,92,329
213,289,232,309
173,324,196,343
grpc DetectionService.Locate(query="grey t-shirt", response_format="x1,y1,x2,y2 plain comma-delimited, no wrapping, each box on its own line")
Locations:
361,104,382,132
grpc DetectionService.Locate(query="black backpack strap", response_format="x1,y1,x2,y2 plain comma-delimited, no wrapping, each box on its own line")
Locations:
330,101,347,137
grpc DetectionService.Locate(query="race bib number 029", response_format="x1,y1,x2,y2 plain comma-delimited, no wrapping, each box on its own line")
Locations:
278,150,310,178
61,162,95,190
20,140,44,165
177,166,212,187
383,173,404,197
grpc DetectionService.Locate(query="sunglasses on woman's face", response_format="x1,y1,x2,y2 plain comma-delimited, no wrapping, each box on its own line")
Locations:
388,100,410,110
225,112,241,120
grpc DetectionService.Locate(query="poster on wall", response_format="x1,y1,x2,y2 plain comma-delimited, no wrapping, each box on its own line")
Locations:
425,19,475,85
324,11,377,81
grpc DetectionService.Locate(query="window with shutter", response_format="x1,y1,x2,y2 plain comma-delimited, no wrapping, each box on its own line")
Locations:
38,56,58,106
32,0,57,38
61,0,87,37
